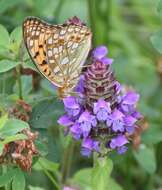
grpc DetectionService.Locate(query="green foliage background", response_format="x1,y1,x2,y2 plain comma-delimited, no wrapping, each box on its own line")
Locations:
0,0,162,190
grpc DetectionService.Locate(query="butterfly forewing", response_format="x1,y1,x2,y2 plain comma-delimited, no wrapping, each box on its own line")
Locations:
23,17,92,94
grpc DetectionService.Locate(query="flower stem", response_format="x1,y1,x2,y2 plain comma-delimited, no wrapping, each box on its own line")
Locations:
92,153,113,190
16,64,23,99
61,140,75,185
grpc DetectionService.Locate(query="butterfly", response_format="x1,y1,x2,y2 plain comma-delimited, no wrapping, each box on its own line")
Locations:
23,16,92,98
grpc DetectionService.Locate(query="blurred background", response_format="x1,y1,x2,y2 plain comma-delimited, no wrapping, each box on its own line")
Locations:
0,0,162,190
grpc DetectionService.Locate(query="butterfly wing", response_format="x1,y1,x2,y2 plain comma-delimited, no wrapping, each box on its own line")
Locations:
23,17,92,89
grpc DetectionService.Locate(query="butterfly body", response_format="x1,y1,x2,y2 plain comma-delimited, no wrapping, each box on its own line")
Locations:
23,17,92,98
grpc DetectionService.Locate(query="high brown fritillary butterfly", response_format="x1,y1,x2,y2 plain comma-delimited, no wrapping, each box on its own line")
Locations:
23,16,92,98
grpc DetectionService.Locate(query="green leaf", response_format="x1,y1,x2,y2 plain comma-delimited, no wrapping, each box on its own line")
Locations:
109,179,123,190
12,168,25,190
34,157,59,172
0,59,20,73
134,145,156,174
0,169,15,187
157,0,162,15
73,168,92,190
9,26,22,54
0,119,29,138
0,0,23,14
92,157,113,190
28,186,45,190
0,24,10,48
0,114,8,130
23,60,38,72
2,134,27,144
13,75,32,96
29,98,64,129
150,29,162,54
142,123,162,144
35,140,48,156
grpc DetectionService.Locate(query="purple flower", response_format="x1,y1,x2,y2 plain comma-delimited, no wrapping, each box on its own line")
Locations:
93,46,108,59
70,123,82,140
78,111,96,138
75,75,85,94
58,45,142,157
58,115,73,127
93,99,111,122
107,110,125,132
110,135,128,149
122,92,139,105
100,57,113,65
124,115,137,126
117,146,128,154
81,138,100,157
63,96,81,117
63,187,76,190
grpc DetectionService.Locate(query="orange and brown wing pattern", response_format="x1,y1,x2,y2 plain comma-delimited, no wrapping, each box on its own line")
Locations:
23,17,92,94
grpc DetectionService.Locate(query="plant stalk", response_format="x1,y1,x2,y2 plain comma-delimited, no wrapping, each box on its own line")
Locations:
61,140,75,185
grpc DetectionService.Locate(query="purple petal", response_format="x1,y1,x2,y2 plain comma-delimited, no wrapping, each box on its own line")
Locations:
81,148,92,157
75,75,85,94
80,122,91,138
70,123,82,140
101,57,113,65
111,109,124,120
117,146,128,154
131,111,143,120
57,115,73,127
93,46,108,59
112,121,125,132
110,135,128,149
126,125,135,135
122,92,140,105
96,109,109,122
91,115,97,127
93,99,111,114
82,138,93,150
93,141,100,152
78,111,91,122
124,116,137,126
63,96,80,109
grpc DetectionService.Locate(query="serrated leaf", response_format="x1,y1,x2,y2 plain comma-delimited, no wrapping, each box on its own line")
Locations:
0,60,20,73
29,98,64,129
0,119,29,138
134,145,156,174
12,168,25,190
0,169,15,187
0,114,8,130
150,29,162,54
0,24,10,48
92,157,113,190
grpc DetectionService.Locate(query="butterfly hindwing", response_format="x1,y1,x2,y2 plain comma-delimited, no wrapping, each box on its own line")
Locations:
23,17,92,94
